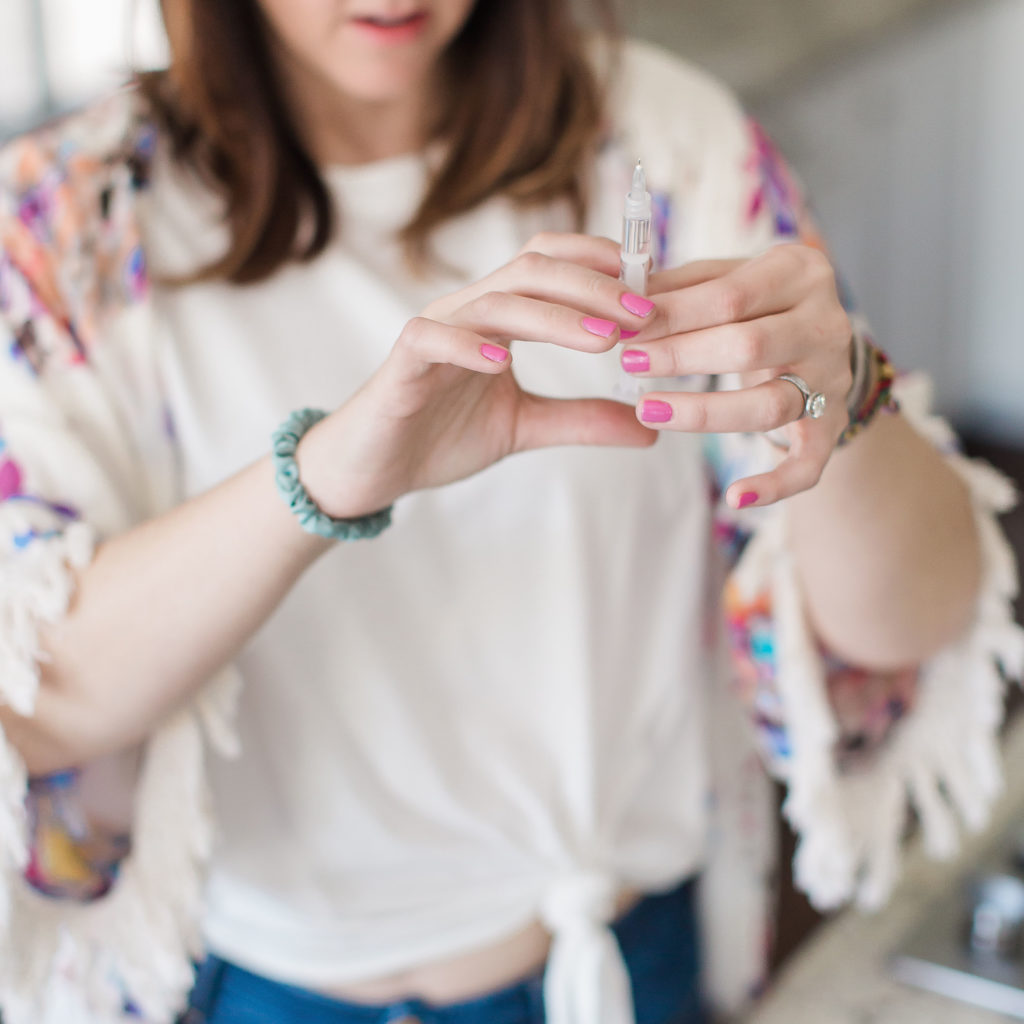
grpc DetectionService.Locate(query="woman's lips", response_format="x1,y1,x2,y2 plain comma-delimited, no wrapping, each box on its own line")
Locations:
349,11,429,44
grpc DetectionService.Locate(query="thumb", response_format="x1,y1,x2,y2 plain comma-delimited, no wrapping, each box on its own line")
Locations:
513,394,658,453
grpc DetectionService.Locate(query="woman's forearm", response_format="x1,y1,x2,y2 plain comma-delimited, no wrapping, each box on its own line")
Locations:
1,453,334,776
785,410,982,670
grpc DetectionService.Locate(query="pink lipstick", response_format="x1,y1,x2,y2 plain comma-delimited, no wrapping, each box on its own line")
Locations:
350,10,429,44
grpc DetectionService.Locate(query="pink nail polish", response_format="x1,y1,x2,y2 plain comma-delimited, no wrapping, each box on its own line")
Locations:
737,491,758,509
620,329,640,340
582,316,618,338
640,399,673,423
481,343,508,362
621,349,649,373
622,293,655,317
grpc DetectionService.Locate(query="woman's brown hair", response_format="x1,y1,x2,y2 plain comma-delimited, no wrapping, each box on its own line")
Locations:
139,0,620,285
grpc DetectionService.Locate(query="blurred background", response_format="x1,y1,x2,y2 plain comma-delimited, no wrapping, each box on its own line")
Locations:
2,1,1023,1019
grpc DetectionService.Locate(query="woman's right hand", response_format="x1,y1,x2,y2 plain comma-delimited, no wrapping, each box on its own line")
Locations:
296,233,661,519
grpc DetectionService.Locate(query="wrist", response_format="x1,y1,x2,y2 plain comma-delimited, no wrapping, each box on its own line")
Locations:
293,416,354,518
274,409,394,538
837,331,898,448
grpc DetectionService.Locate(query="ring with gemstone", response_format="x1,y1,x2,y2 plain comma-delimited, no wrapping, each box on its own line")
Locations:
776,373,827,420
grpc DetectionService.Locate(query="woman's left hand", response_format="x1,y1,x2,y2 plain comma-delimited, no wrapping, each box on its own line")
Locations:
621,243,853,509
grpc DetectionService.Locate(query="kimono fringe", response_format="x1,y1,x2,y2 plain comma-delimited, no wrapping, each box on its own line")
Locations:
0,523,96,931
734,374,1024,913
0,524,241,1023
0,522,95,716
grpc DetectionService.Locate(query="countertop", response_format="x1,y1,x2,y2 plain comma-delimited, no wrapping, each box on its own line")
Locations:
629,0,981,100
741,715,1024,1024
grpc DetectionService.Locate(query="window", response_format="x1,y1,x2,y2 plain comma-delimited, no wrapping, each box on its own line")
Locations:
0,0,167,140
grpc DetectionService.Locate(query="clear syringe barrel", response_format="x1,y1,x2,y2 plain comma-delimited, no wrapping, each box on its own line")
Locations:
621,214,651,258
620,161,651,295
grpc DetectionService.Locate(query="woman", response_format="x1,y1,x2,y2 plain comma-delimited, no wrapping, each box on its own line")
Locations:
0,2,1018,1023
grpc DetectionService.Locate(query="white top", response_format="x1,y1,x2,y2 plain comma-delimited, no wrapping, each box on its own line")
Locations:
139,41,746,1024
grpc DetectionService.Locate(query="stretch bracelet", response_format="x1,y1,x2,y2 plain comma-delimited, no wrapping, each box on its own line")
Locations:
845,330,871,420
271,408,393,541
836,341,899,448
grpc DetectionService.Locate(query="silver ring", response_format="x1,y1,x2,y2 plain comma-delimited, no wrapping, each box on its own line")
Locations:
776,373,826,420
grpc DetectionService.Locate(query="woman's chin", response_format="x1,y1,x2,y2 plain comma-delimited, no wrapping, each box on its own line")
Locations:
326,58,435,105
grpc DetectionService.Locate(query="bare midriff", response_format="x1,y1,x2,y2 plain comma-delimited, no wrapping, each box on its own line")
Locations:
317,886,642,1006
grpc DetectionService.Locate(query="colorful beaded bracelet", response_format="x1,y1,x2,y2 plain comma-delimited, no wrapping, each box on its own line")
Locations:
271,408,393,541
836,341,899,448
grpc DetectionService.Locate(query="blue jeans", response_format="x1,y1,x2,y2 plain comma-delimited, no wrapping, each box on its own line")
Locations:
182,878,705,1024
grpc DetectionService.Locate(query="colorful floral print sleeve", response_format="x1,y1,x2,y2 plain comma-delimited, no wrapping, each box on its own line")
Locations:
0,91,240,1024
702,115,1024,918
719,123,919,776
0,99,156,914
674,116,1022,1014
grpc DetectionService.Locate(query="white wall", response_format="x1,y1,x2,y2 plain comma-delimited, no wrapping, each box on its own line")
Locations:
754,0,1024,442
0,0,166,132
0,0,43,126
38,0,166,106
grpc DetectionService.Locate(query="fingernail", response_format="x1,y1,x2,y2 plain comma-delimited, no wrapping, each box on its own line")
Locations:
737,491,759,509
481,343,508,362
640,399,673,423
621,349,649,373
620,329,640,339
582,316,618,338
622,293,655,317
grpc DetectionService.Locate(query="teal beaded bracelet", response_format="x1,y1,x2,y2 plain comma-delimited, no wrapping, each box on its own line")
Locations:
271,408,393,541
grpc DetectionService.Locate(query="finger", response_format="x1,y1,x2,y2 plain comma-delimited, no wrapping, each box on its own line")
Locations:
391,317,514,378
635,378,810,434
652,245,826,338
723,425,836,508
619,310,812,378
518,232,622,278
647,258,745,296
496,251,658,329
452,292,627,353
426,240,656,331
514,393,659,452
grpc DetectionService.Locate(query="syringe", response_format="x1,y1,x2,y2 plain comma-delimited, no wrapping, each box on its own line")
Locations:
619,160,651,296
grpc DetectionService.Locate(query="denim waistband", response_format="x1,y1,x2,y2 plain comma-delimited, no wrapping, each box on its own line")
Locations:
184,876,704,1024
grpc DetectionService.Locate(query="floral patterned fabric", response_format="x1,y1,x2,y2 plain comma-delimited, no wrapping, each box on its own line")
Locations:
0,88,234,1024
744,118,826,251
24,771,130,901
0,107,154,372
718,119,925,781
0,95,160,907
725,577,921,774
